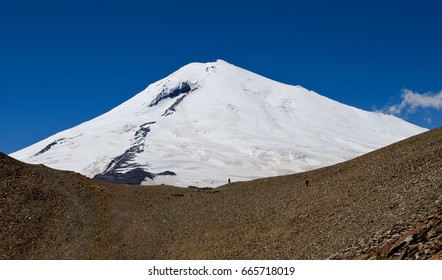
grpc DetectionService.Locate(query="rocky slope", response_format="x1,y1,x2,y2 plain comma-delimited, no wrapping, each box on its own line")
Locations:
330,207,442,260
1,127,441,259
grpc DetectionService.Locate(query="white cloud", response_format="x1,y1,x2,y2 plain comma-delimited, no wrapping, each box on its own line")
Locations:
387,89,442,115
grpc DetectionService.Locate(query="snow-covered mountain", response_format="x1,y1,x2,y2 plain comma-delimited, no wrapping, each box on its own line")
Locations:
11,60,427,187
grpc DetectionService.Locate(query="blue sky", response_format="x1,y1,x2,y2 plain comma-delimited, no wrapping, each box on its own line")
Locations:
1,0,441,154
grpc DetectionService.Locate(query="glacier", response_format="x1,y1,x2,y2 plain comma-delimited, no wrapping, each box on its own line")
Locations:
11,60,427,187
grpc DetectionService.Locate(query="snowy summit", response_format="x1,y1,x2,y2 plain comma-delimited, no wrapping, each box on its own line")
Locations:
11,60,427,187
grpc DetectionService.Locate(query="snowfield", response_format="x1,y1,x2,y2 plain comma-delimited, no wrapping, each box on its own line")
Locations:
11,60,428,187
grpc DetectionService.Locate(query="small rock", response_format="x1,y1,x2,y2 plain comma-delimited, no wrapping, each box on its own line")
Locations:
434,224,442,233
405,235,413,243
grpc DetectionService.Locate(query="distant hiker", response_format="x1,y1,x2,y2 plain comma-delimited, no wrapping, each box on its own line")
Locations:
228,178,231,184
305,179,309,186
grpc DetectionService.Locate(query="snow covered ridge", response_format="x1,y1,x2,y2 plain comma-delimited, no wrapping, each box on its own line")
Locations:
10,59,428,187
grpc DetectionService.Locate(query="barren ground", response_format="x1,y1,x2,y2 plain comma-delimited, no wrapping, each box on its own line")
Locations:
1,128,441,259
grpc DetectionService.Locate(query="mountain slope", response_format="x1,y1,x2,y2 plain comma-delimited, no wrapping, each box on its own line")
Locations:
10,60,427,187
331,207,442,260
1,127,441,259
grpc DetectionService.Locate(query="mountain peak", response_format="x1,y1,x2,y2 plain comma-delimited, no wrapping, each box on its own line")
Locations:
10,61,427,187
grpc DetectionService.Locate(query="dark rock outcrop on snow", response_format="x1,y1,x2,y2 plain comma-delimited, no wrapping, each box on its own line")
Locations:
149,81,193,107
100,122,155,176
93,121,178,185
93,168,176,185
33,138,66,157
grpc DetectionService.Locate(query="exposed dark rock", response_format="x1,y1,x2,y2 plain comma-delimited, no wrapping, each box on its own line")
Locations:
104,122,155,172
93,168,176,185
103,146,144,172
161,83,201,117
157,171,176,176
162,93,190,117
134,122,155,141
33,138,66,157
96,121,176,185
93,168,155,185
148,81,200,116
150,81,193,107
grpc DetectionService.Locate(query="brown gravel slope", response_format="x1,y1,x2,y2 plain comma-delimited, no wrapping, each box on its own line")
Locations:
330,207,442,260
1,127,441,259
